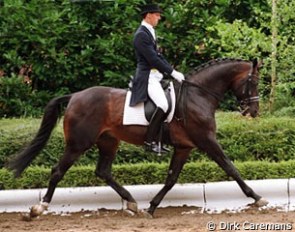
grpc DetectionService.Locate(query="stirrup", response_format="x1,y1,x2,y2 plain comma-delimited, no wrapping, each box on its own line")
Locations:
144,141,153,152
144,142,168,155
161,145,170,152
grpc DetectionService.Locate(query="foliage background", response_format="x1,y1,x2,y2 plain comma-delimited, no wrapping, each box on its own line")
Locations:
2,161,295,189
1,112,295,169
2,113,295,189
1,0,295,189
1,0,295,117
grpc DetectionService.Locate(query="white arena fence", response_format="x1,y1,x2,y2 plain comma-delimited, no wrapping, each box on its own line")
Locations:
1,179,295,214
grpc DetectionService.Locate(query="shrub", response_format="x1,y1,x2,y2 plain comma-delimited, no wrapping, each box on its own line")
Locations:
1,0,285,115
0,75,53,117
1,160,295,190
1,113,295,168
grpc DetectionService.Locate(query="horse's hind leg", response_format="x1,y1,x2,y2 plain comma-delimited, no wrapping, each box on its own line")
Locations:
95,133,138,213
30,146,84,217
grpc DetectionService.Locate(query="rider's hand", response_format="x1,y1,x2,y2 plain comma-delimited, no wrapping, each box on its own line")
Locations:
171,70,185,83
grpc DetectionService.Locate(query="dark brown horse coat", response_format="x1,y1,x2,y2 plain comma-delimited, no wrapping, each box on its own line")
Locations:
8,58,267,218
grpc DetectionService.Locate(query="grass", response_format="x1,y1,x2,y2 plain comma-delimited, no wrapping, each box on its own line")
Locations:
215,111,294,131
0,118,41,131
0,117,63,132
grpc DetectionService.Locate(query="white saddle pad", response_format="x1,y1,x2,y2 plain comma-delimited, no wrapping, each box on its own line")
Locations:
123,82,176,126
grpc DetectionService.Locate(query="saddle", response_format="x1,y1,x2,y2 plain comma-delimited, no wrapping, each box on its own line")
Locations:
123,81,175,127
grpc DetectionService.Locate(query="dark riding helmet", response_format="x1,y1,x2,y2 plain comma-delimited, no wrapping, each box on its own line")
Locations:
140,4,163,16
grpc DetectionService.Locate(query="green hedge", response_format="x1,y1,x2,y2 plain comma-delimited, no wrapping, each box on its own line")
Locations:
3,0,291,117
1,160,295,190
0,0,270,93
1,113,295,168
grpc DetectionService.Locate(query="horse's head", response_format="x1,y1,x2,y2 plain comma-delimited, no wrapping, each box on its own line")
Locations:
232,59,261,118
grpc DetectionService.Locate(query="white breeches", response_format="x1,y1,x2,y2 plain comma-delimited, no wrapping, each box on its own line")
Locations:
148,70,168,113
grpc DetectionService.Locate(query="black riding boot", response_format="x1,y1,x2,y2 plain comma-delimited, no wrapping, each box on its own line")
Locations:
144,107,167,153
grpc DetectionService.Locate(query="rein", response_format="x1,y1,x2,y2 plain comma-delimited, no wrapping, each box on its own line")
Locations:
176,62,259,122
181,79,223,101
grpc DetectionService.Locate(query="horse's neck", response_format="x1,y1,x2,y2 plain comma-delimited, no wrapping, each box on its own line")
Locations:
173,79,218,121
186,73,229,102
177,63,242,116
188,62,246,97
173,60,252,121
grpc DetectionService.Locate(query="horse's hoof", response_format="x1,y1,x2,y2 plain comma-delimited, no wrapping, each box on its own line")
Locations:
255,198,269,207
127,201,138,213
30,205,43,218
140,210,153,219
123,209,136,217
30,202,48,218
21,213,32,221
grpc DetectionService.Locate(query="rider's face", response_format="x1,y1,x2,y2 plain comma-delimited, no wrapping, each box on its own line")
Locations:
145,12,161,27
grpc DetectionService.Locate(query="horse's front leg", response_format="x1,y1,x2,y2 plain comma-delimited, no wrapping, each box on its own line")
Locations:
146,147,191,217
198,136,268,207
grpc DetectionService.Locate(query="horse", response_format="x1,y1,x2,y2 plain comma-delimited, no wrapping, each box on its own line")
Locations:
8,58,267,218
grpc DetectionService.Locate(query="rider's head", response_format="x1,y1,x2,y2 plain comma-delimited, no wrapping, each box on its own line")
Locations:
140,4,162,27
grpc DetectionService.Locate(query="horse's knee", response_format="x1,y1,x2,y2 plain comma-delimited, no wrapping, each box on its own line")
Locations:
164,170,178,189
95,169,111,181
94,169,102,178
49,165,62,182
51,164,58,174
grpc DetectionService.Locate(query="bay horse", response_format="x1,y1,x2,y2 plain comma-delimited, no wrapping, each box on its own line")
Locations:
8,58,267,218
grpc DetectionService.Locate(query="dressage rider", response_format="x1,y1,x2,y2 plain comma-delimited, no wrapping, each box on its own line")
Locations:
129,3,185,153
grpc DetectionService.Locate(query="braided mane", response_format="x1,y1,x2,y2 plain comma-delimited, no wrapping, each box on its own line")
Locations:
186,58,247,78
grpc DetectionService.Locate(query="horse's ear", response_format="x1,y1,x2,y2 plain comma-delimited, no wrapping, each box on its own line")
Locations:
252,58,258,68
252,58,263,69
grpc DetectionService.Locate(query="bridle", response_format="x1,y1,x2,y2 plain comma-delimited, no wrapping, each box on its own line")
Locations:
234,65,260,115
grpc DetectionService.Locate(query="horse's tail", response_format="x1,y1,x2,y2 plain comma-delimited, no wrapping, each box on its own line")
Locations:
7,94,72,177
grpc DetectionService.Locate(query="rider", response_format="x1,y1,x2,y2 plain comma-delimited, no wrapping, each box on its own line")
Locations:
129,3,185,153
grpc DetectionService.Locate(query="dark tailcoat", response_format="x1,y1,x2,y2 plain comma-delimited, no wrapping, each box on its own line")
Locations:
129,25,173,106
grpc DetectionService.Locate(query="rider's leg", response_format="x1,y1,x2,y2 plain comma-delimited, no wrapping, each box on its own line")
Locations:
148,74,169,113
145,74,168,153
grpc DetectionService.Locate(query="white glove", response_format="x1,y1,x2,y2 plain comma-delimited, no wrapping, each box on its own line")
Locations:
171,70,185,83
